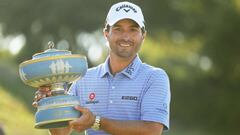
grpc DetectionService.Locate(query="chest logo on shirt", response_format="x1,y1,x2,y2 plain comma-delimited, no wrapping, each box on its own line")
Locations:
121,96,138,101
89,93,95,100
85,92,99,104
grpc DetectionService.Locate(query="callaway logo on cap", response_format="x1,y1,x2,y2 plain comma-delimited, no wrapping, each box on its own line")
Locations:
106,1,145,28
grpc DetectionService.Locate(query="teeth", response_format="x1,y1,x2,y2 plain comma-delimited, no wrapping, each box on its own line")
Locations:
120,44,130,47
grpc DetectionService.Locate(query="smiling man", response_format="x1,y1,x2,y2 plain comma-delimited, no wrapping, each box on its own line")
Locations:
35,1,171,135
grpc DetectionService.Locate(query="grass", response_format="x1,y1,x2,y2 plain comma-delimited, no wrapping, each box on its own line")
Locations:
0,86,48,135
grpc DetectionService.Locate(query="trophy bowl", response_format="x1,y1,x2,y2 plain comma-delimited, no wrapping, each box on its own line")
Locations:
19,41,88,129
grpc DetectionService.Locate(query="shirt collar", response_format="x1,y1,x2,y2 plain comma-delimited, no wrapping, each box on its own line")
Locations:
99,56,111,78
121,55,142,79
99,55,142,79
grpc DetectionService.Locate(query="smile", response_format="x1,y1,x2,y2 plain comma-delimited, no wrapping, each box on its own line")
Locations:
120,43,131,47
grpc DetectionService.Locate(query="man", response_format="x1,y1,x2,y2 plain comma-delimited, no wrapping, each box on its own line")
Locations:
35,1,171,135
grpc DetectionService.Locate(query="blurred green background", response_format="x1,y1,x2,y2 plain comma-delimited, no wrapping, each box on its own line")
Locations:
0,0,240,135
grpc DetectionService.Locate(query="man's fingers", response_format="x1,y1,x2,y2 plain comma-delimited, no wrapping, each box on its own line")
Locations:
72,125,84,132
32,86,51,107
68,106,95,132
47,91,52,96
69,125,83,132
42,94,46,98
38,86,51,92
74,106,88,113
32,101,38,107
35,92,47,100
34,86,52,99
68,107,85,126
69,118,80,126
34,95,38,100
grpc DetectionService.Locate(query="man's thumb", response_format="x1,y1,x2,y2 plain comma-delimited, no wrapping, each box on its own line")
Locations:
74,105,85,113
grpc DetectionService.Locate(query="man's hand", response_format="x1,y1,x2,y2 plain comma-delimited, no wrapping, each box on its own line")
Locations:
32,86,52,107
69,106,96,132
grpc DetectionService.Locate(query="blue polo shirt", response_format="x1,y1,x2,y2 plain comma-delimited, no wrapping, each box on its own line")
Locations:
68,55,171,135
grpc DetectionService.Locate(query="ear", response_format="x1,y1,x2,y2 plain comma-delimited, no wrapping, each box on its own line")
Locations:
142,31,147,41
103,29,109,40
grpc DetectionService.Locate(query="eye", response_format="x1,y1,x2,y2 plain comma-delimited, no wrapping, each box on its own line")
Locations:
130,27,141,33
131,28,137,31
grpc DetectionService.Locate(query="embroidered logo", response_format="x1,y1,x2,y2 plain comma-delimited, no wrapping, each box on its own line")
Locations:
123,9,130,12
122,96,138,101
85,92,99,104
89,93,96,101
116,4,137,13
125,63,134,75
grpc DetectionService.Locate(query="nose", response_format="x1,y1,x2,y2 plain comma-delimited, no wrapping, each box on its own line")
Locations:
121,31,131,41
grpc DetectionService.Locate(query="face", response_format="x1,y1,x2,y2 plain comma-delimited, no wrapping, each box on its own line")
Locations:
104,19,146,59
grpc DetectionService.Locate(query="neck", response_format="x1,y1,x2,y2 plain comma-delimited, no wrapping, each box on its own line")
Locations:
109,54,136,75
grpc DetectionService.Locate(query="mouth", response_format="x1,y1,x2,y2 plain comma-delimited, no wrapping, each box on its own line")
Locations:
119,43,131,47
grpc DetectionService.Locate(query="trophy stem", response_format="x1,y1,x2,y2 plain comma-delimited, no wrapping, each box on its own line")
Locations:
51,83,66,96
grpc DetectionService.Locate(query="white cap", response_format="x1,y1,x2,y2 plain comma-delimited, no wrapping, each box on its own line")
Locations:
106,1,145,28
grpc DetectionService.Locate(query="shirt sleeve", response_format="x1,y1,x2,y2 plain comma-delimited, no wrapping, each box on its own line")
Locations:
141,69,171,130
67,79,86,107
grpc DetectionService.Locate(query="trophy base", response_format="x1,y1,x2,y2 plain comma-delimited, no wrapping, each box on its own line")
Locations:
35,95,81,129
35,118,76,129
35,118,75,129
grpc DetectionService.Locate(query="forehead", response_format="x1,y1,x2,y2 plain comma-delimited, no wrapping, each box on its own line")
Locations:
113,19,140,27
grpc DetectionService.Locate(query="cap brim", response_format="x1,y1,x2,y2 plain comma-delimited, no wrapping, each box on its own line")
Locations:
108,16,144,28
